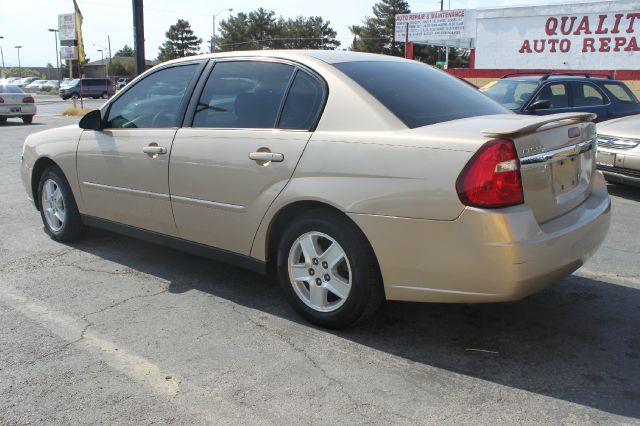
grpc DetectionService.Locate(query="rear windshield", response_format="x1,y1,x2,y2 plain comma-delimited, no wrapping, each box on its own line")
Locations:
0,85,24,94
333,61,508,128
604,83,639,103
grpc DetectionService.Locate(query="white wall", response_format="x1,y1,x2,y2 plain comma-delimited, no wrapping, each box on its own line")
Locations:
474,0,640,69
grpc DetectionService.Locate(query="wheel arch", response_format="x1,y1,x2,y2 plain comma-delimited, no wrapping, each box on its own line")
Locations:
262,200,381,278
31,157,60,210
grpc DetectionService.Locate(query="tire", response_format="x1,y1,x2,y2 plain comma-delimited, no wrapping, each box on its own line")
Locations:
276,208,384,328
101,92,108,99
71,92,79,100
22,115,33,124
0,117,7,123
37,166,85,242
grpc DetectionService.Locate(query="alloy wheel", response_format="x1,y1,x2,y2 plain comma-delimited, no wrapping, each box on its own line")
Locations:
287,231,352,312
41,178,66,232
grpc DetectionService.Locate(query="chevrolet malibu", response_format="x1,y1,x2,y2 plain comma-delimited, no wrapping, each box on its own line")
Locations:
20,51,611,328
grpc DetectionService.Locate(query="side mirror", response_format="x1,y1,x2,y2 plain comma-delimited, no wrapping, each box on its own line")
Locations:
79,109,103,130
528,99,551,111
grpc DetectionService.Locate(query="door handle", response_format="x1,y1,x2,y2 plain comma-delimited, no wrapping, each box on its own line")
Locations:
249,152,284,162
143,145,167,156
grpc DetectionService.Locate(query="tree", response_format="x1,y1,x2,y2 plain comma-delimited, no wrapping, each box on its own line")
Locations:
356,0,410,56
216,9,339,51
157,19,202,61
115,45,134,57
108,59,135,77
348,25,363,51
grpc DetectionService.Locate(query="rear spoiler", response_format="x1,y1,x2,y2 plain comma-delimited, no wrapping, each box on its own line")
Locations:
482,112,597,137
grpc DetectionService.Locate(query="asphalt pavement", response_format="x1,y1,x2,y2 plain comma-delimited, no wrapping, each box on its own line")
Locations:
1,115,639,424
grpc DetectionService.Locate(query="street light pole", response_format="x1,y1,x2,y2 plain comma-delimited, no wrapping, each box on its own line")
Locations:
14,45,21,78
48,29,60,82
97,49,105,78
211,8,233,53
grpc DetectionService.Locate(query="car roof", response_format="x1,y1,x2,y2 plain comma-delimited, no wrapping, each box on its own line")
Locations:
163,49,407,66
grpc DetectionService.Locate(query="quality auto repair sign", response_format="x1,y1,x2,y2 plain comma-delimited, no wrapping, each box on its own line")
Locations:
475,6,640,69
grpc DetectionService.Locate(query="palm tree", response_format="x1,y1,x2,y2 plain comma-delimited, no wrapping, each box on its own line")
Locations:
348,25,363,51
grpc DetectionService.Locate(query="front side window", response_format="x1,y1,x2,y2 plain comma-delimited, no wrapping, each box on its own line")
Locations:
193,61,295,129
106,63,199,129
335,61,507,128
534,83,569,108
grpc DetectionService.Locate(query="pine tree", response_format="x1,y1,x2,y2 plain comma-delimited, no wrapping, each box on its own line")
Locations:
357,0,410,56
157,19,202,61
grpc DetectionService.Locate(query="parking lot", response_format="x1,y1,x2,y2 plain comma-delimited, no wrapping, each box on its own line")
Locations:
1,113,639,424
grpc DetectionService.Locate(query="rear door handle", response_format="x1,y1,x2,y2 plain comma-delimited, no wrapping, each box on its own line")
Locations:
249,152,284,162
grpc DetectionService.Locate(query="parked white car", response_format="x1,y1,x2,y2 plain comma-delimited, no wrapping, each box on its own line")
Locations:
0,85,36,124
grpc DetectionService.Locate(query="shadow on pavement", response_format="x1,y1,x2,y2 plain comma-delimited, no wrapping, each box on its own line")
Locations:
607,183,640,202
67,228,640,419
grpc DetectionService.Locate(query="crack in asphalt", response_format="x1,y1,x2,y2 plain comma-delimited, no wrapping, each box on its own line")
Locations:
225,303,421,424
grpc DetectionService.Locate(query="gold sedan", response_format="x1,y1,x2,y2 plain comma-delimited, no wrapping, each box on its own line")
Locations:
20,51,611,328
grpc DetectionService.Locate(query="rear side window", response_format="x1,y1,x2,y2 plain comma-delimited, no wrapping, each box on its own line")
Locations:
333,61,507,128
0,85,24,94
278,71,324,130
193,61,295,129
572,82,606,106
604,83,639,103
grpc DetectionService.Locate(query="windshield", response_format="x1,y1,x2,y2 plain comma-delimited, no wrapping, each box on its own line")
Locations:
480,80,540,110
334,61,507,128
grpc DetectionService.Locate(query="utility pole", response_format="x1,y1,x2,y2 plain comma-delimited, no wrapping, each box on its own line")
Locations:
15,45,21,78
48,29,60,82
0,36,4,78
132,0,145,75
107,35,112,78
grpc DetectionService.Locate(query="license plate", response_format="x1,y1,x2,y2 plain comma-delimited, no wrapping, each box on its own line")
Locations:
596,151,615,167
10,107,21,113
552,157,580,195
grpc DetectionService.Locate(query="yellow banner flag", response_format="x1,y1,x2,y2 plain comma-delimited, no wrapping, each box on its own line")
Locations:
73,0,86,62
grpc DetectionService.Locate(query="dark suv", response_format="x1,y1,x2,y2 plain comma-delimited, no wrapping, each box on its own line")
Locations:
59,78,116,100
480,73,640,122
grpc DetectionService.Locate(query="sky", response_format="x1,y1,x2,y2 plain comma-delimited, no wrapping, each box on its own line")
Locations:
0,0,598,67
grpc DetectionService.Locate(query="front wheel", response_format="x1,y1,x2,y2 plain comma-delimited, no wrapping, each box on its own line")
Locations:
38,166,85,241
276,209,383,328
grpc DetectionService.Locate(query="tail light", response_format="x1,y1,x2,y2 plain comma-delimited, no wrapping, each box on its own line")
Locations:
455,138,524,208
23,96,35,103
0,97,4,103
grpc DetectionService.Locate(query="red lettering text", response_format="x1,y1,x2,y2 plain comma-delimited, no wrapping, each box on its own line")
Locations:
582,38,596,52
599,37,611,52
595,15,608,34
560,16,576,35
612,14,624,33
519,39,532,53
533,39,546,52
546,17,558,35
625,37,639,51
627,13,640,33
559,39,571,52
574,16,591,35
614,37,627,51
548,39,560,52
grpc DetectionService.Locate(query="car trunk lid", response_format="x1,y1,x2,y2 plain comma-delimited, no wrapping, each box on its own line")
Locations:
482,112,598,223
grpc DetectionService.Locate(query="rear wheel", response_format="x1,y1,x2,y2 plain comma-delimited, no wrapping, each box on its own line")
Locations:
276,209,383,328
0,117,7,123
37,166,85,242
22,115,33,124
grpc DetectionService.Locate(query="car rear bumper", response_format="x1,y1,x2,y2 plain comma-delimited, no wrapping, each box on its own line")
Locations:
348,172,611,303
0,105,36,117
597,149,640,186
